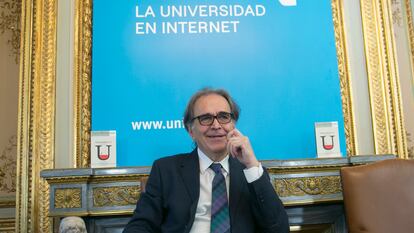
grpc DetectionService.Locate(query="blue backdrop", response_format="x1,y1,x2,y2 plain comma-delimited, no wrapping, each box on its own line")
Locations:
92,0,346,166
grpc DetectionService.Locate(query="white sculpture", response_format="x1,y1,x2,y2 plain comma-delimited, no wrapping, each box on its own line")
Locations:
59,216,87,233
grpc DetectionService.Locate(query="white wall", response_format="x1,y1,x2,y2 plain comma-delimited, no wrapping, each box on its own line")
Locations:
55,0,75,168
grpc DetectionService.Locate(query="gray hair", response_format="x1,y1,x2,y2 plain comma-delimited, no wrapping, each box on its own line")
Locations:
183,88,240,131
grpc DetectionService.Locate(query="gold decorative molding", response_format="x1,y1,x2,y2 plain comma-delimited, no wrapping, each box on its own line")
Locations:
405,1,414,159
74,0,92,168
407,131,414,158
391,0,403,26
93,186,141,207
44,174,147,184
406,0,414,85
360,0,408,158
0,218,15,233
0,0,21,63
332,0,357,156
0,135,17,195
0,198,15,208
268,166,342,175
91,174,148,183
17,0,57,232
37,0,57,232
54,188,82,209
274,176,342,197
44,176,90,184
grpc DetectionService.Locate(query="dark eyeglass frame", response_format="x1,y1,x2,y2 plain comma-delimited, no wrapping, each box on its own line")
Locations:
191,111,234,126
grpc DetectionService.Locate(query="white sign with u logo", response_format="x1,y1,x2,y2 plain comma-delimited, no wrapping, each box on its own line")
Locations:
91,131,117,168
315,122,341,158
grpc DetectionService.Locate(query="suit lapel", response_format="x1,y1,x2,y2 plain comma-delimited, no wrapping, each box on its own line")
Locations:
178,149,200,204
179,149,200,232
229,156,245,224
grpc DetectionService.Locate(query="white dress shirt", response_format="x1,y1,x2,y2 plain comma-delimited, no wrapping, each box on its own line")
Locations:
189,148,264,233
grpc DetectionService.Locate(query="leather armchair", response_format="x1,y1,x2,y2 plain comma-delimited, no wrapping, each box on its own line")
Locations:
340,159,414,233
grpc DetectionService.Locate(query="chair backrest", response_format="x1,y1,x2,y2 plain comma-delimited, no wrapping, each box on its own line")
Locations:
340,159,414,233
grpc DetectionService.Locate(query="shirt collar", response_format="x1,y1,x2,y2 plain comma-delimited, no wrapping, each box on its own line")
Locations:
197,148,229,175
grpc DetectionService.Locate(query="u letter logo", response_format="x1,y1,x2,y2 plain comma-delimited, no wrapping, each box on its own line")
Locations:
320,136,335,150
96,145,112,160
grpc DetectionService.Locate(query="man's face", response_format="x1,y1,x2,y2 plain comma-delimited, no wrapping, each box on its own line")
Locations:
189,94,235,160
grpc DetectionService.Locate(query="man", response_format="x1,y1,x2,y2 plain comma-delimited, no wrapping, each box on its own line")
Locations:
123,88,289,233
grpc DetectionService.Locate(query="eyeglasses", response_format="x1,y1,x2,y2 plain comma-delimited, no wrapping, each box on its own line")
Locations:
191,111,234,126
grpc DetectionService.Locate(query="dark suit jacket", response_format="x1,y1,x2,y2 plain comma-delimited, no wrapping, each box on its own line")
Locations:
123,149,289,233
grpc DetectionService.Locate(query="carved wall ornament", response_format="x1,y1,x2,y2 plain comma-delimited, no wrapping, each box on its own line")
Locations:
16,0,57,231
54,188,82,209
391,0,403,27
74,0,92,168
331,0,356,156
405,0,414,160
407,131,414,158
93,186,140,207
0,0,21,63
0,218,15,232
274,176,342,197
0,135,16,194
360,0,408,157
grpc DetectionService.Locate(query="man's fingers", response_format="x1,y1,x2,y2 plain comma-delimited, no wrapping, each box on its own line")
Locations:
227,131,235,139
227,137,243,157
227,128,242,139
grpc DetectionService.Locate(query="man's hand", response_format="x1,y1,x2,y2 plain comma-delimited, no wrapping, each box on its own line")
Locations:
227,129,259,168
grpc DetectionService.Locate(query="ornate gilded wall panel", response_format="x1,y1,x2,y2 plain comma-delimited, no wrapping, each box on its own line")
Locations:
0,136,17,196
404,0,414,158
0,0,21,226
0,218,15,233
274,176,342,198
54,188,82,209
406,0,414,59
16,0,57,232
332,0,357,156
16,0,36,230
360,0,408,158
0,0,21,63
74,0,92,168
40,169,147,216
93,186,140,207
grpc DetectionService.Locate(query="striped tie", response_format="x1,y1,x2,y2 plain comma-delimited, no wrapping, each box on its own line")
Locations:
210,163,230,233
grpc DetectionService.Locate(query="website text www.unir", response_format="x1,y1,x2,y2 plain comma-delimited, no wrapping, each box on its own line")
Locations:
131,120,185,130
